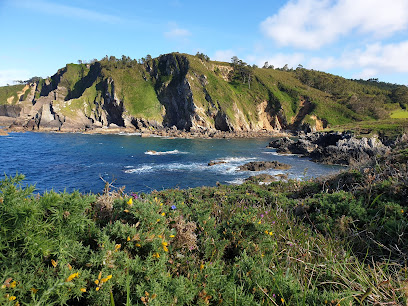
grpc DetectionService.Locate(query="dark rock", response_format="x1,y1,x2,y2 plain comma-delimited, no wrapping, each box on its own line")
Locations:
0,105,21,118
239,161,292,171
269,132,389,165
268,137,295,153
208,160,227,166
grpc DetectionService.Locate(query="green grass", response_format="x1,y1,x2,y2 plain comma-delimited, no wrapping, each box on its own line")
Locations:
1,143,407,305
0,84,25,105
390,109,408,119
104,67,162,121
329,118,408,139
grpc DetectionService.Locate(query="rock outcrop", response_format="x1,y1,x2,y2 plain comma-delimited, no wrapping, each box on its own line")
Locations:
239,161,292,171
269,132,389,165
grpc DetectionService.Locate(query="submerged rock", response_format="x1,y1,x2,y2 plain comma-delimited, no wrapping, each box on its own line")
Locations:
239,161,292,171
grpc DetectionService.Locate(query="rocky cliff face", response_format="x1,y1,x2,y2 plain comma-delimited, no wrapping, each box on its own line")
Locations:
0,53,327,133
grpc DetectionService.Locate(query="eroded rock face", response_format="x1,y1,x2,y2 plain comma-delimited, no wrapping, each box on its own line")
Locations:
269,132,390,165
239,161,292,171
0,105,21,118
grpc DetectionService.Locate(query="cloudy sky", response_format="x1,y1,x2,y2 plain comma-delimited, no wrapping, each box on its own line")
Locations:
1,0,408,86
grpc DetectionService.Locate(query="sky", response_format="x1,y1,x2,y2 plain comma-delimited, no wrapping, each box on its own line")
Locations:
1,0,408,86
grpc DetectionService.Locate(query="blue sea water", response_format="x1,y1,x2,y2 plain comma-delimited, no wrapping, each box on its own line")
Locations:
0,132,343,194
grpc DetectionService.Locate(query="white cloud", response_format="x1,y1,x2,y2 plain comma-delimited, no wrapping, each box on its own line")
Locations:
309,41,408,73
213,50,236,62
164,23,191,39
14,0,123,24
260,0,408,49
0,69,31,87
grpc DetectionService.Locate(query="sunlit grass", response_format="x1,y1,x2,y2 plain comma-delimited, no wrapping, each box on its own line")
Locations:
390,109,408,119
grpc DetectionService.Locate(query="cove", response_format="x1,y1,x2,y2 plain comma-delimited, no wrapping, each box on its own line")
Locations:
0,132,343,193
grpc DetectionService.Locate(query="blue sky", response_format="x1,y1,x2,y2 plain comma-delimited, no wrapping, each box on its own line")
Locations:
1,0,408,86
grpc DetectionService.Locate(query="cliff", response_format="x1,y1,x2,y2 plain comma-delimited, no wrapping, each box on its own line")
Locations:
0,53,405,134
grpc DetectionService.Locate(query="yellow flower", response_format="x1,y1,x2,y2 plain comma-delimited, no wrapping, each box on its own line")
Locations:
94,279,99,285
401,209,405,214
66,272,79,282
124,209,129,213
265,230,269,235
67,263,72,270
163,246,169,252
51,259,58,267
115,244,121,251
106,275,112,281
156,219,160,222
169,235,175,238
127,236,131,241
152,252,160,258
31,288,38,293
136,243,141,247
281,298,285,304
10,281,16,288
80,288,86,292
158,235,163,239
161,212,165,216
9,296,16,301
162,241,168,246
200,263,205,271
258,221,261,224
127,198,133,206
95,287,100,291
269,231,273,236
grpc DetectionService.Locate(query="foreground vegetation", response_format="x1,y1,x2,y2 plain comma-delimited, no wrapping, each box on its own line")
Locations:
1,141,408,305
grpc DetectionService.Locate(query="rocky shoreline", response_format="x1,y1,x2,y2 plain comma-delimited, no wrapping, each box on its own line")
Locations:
0,117,289,139
268,131,390,165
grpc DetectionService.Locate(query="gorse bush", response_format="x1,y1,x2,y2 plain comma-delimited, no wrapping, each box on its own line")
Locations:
1,163,407,305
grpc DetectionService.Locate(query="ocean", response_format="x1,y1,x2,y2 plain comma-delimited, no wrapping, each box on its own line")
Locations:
0,132,343,194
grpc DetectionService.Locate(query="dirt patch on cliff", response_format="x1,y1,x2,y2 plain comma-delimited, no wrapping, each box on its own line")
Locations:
310,115,324,131
256,101,275,131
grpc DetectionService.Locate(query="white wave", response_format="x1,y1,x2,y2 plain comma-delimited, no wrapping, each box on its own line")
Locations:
220,156,257,163
118,132,142,136
225,178,245,185
262,151,297,156
124,165,134,169
145,149,188,155
124,165,154,174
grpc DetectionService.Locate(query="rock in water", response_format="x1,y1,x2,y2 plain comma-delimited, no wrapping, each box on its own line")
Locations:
239,161,292,171
208,160,227,166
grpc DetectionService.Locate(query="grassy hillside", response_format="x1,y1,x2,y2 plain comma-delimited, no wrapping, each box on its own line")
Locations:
0,84,27,105
1,142,407,305
1,53,407,132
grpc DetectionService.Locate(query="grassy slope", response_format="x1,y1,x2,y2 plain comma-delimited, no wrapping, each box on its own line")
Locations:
186,55,382,128
0,84,26,105
1,144,407,305
102,65,163,121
